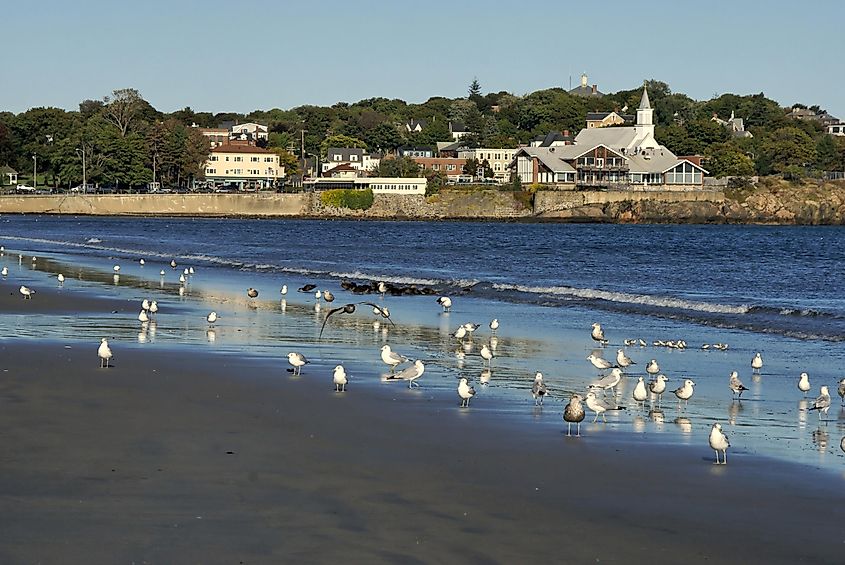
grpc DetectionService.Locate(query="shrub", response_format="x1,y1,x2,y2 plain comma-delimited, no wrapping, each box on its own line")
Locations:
320,188,374,210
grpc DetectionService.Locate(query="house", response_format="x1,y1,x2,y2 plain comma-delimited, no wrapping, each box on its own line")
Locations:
195,127,229,148
568,73,604,97
585,111,630,129
457,148,518,181
304,176,426,195
322,148,381,175
449,121,469,140
410,157,467,179
827,123,845,136
405,119,427,133
786,107,818,121
436,141,466,157
322,163,361,179
230,123,268,144
397,146,435,158
511,88,707,189
529,131,574,148
1,166,18,186
204,145,283,190
711,111,753,138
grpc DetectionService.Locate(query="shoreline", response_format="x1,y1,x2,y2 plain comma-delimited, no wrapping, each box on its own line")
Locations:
1,263,845,562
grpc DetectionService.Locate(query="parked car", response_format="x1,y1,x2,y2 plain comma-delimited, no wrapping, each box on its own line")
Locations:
16,184,36,193
70,184,96,193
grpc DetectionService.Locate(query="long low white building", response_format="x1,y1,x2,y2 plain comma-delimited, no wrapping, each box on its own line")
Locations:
303,177,426,195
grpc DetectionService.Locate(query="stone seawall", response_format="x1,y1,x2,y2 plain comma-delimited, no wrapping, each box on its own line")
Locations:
309,191,531,220
0,193,311,217
534,189,726,222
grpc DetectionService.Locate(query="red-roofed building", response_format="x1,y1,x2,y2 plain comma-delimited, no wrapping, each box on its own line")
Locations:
204,145,284,190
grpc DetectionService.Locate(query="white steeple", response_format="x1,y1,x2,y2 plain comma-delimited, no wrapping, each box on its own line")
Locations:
635,86,655,143
580,73,588,88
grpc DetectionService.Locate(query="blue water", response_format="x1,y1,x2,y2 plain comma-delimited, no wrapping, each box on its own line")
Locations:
1,216,844,471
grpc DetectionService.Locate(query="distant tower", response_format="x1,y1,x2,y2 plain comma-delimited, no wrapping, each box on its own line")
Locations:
635,86,654,141
580,73,588,88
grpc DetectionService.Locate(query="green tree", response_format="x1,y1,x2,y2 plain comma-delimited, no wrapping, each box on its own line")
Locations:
363,122,403,152
375,156,420,177
760,127,817,175
102,88,145,137
469,77,481,97
463,158,479,177
319,134,367,157
705,144,756,177
814,135,840,171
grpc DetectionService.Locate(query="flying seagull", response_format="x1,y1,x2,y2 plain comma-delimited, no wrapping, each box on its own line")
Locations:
319,302,395,338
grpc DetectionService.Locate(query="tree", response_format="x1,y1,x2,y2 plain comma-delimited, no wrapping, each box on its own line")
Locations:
814,135,840,171
269,148,300,178
363,122,403,153
469,77,481,97
319,134,367,157
102,88,144,137
463,158,479,177
424,168,447,196
375,156,420,177
760,127,817,175
705,144,756,178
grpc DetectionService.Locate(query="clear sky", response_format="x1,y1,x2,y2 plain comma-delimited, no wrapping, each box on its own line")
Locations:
3,0,843,118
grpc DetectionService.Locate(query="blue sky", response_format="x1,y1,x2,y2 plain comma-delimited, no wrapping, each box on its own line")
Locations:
3,0,843,118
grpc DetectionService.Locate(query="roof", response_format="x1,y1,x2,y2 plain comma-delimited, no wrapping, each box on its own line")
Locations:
323,163,360,176
210,145,275,154
0,165,17,174
638,88,651,110
536,131,574,147
626,149,683,174
574,127,639,151
586,112,612,121
327,147,366,160
513,147,577,173
437,141,464,152
569,85,604,97
449,120,468,132
406,118,428,130
198,127,228,134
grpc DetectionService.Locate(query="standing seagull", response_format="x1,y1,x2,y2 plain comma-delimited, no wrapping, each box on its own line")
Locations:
287,352,309,376
646,359,660,378
19,285,35,299
139,259,145,266
480,344,493,367
709,423,730,465
797,372,811,396
591,367,623,395
377,281,388,298
674,379,696,407
531,372,548,406
149,301,158,317
380,344,408,373
207,311,218,327
587,354,613,372
616,349,636,371
333,365,348,392
458,378,476,407
729,371,749,400
632,376,648,408
436,296,452,312
489,318,499,333
591,323,608,346
808,386,831,421
247,288,259,299
453,325,468,342
1,266,7,277
170,259,177,269
98,338,113,368
649,374,669,406
838,378,845,406
751,352,763,373
387,359,425,388
585,391,623,423
563,394,586,436
57,273,65,285
138,309,150,323
280,284,288,296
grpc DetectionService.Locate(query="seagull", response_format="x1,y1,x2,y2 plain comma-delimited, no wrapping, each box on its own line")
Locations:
453,325,467,341
591,367,623,394
160,269,166,277
480,344,493,366
729,371,749,399
247,288,259,299
298,284,317,293
380,344,408,373
98,338,113,368
183,268,189,275
113,265,120,273
646,359,660,377
170,259,177,268
387,359,425,388
632,376,648,408
207,311,218,326
531,372,547,406
319,302,394,338
57,273,65,285
709,423,730,465
179,273,186,284
138,309,150,323
751,352,763,373
587,354,613,371
838,378,845,406
585,391,622,423
378,281,388,298
323,290,335,302
458,377,476,407
189,267,195,275
315,290,322,301
141,299,150,312
591,322,608,346
287,352,309,376
798,372,811,396
436,296,452,312
490,318,499,332
149,301,158,316
563,394,586,436
808,385,831,420
616,349,635,370
463,323,480,335
649,374,669,405
333,365,348,392
1,266,7,277
280,285,288,295
19,285,35,299
139,259,145,265
674,379,696,406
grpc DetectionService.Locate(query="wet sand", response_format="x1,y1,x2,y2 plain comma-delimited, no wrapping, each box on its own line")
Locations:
2,284,845,563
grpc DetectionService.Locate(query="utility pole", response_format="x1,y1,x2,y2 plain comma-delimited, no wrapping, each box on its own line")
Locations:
32,154,37,188
300,129,306,179
76,145,87,190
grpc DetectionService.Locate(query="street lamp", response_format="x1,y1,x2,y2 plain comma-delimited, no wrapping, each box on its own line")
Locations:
75,146,87,191
32,154,37,188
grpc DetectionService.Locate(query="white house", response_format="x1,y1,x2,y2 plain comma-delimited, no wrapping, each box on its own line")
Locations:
322,148,381,175
304,176,426,195
457,148,518,181
230,123,268,143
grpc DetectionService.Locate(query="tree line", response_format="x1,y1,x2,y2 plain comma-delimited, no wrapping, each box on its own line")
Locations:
1,80,844,187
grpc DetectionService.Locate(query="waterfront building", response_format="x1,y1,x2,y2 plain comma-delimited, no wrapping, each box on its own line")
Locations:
203,145,283,190
321,148,381,175
303,176,426,195
457,148,518,182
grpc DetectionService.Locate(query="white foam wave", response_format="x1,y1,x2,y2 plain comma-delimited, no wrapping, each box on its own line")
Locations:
86,237,102,243
491,283,750,315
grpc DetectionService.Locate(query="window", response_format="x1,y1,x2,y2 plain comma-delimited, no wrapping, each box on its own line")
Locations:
596,158,604,168
334,155,341,161
234,156,243,162
206,168,216,174
447,164,455,171
225,156,230,162
234,169,242,174
265,157,274,162
432,164,440,171
251,157,259,162
210,156,218,162
350,155,358,161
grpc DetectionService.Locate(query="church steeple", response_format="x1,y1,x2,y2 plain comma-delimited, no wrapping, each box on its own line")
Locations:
638,87,651,110
635,86,654,142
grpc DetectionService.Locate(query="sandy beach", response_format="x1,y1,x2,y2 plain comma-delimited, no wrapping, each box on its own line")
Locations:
1,280,845,564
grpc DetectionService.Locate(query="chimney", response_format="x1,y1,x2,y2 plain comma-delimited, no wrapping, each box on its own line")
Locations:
592,85,597,94
563,130,570,137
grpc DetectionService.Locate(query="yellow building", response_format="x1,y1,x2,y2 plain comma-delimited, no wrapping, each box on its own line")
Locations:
204,145,283,190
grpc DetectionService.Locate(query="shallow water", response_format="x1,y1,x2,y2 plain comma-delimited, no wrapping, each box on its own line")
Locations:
1,216,844,472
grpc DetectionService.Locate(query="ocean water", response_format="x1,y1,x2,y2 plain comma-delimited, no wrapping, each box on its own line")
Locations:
1,216,844,472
